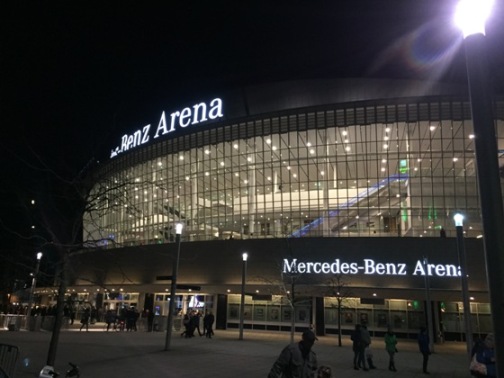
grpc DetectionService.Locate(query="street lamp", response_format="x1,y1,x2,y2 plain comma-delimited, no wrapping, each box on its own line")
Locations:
164,223,183,351
26,252,43,329
238,252,248,340
453,213,473,360
455,0,504,373
422,257,434,354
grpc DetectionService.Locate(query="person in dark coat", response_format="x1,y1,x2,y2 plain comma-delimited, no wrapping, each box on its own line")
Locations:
418,326,431,374
351,324,366,370
268,330,318,378
79,308,90,332
203,310,215,338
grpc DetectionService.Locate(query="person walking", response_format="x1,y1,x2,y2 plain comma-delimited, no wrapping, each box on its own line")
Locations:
104,310,115,332
384,326,398,372
351,324,366,370
268,330,318,378
418,326,431,374
79,308,90,332
203,310,215,338
361,324,376,369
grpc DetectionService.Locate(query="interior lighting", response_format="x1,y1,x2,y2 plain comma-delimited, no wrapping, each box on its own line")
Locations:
205,149,210,154
469,134,475,139
179,155,184,160
345,146,351,152
430,125,436,131
453,157,459,162
233,144,239,149
266,139,271,144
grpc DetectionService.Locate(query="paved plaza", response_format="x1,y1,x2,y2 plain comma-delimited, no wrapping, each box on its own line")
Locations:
1,324,471,377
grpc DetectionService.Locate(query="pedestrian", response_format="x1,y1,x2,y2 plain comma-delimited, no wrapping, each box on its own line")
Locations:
268,330,318,378
351,324,366,370
79,308,90,332
418,326,431,374
361,324,376,369
439,227,446,238
104,310,115,331
69,307,75,325
203,310,215,338
147,309,155,332
471,333,496,377
384,326,398,372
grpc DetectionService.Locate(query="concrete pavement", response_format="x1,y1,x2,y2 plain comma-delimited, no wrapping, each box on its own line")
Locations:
1,323,472,378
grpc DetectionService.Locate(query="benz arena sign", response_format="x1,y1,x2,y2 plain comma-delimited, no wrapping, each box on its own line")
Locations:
282,258,461,278
110,98,223,158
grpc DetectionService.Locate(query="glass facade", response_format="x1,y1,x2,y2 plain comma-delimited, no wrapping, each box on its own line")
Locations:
84,98,504,246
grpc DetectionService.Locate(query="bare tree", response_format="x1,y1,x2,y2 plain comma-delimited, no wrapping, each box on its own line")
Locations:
326,274,353,347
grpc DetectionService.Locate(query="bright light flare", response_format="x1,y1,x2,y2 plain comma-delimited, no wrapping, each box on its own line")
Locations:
454,0,494,38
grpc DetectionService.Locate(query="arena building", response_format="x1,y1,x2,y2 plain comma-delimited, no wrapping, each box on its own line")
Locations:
54,78,504,339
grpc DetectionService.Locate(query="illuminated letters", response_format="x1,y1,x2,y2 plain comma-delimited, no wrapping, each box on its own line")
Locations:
282,258,459,278
112,97,224,158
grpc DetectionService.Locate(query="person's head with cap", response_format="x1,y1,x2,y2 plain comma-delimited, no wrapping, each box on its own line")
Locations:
301,329,318,349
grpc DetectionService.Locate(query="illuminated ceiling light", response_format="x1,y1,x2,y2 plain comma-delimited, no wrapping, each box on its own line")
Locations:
235,173,239,177
309,149,315,154
414,167,418,171
477,234,483,239
469,296,475,301
244,180,249,184
179,155,184,160
266,138,272,144
267,176,271,181
320,171,325,176
287,166,291,170
233,144,239,149
220,161,225,166
306,142,312,147
382,159,387,163
385,127,391,133
186,176,190,180
272,146,277,151
227,289,231,293
384,136,389,141
453,157,459,162
383,144,389,149
345,146,351,152
157,161,162,166
381,167,386,172
469,134,475,139
342,130,348,136
205,172,209,176
293,173,297,178
372,293,377,297
430,125,436,131
247,157,252,162
204,149,210,155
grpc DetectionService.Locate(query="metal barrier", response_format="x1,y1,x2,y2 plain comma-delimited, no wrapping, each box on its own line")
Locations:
0,315,25,331
0,344,19,378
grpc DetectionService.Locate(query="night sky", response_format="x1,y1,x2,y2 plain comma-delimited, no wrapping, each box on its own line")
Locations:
1,1,503,258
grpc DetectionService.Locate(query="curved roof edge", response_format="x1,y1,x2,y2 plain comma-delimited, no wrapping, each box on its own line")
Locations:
221,78,469,120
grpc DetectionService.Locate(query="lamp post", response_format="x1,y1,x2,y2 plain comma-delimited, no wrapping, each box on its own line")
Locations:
455,0,504,374
239,252,248,340
26,252,43,329
423,257,434,354
454,213,473,360
164,223,183,351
